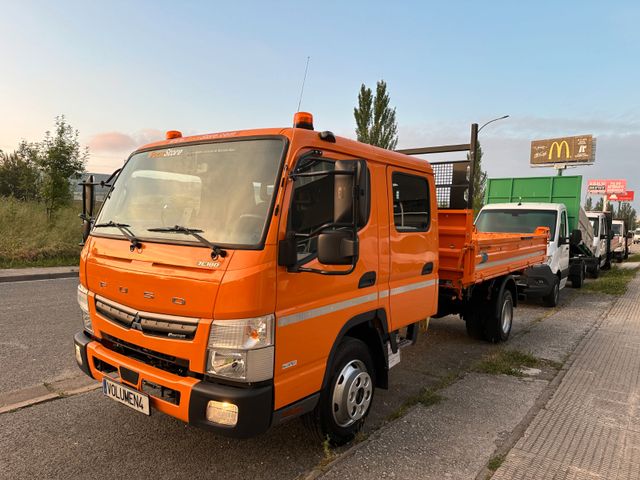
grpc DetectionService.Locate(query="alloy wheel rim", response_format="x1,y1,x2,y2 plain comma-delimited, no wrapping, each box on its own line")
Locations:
501,296,513,334
332,359,373,427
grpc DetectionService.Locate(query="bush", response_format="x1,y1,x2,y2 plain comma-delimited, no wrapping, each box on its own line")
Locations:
0,198,81,267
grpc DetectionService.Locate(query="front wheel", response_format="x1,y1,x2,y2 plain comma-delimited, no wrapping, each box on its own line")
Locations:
543,276,560,307
570,264,584,288
305,337,375,446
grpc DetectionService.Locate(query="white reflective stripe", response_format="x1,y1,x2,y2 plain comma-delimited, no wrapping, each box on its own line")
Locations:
388,278,436,296
475,251,542,271
278,293,378,327
379,289,390,298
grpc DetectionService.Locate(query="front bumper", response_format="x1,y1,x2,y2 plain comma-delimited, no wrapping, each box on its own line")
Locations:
73,331,273,438
516,264,556,298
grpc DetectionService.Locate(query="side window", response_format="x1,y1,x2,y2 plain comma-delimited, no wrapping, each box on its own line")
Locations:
560,211,567,239
392,172,430,232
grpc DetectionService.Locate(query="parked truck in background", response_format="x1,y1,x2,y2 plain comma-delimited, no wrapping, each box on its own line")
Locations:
587,211,613,274
611,219,631,261
479,175,599,306
634,227,640,244
73,115,547,444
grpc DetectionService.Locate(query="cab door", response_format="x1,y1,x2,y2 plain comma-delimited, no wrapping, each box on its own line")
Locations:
558,209,570,287
386,167,438,331
273,150,379,410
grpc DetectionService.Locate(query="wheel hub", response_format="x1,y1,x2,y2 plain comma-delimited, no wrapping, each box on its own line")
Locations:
501,297,513,334
332,359,372,427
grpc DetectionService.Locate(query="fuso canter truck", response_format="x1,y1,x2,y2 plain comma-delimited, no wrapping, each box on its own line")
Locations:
74,114,547,444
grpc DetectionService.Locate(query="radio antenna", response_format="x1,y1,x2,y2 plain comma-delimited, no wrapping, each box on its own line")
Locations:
296,56,311,113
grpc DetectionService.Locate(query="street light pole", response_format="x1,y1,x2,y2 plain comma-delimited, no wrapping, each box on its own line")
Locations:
478,115,510,134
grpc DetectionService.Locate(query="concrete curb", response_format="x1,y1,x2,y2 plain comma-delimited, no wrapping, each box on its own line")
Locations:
0,267,79,283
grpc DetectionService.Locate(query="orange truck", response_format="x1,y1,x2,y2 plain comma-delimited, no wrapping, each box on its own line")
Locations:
73,113,547,444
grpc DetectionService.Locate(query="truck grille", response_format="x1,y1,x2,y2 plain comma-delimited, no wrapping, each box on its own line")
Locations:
95,295,199,340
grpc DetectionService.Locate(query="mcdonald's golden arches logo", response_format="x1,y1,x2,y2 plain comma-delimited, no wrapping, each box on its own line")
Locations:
548,140,570,160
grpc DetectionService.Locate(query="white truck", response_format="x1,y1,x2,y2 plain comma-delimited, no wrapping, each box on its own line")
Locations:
611,220,632,261
587,211,614,274
634,228,640,244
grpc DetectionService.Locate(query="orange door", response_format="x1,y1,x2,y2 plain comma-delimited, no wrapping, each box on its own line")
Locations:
386,167,438,331
272,154,380,410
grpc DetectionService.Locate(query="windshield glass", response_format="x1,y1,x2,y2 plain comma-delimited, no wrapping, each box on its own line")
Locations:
94,138,285,247
612,223,622,235
475,209,557,239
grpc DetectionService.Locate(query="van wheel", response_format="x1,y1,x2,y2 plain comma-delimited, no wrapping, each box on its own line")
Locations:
483,289,513,343
304,337,375,446
543,276,560,307
590,260,600,279
570,265,584,288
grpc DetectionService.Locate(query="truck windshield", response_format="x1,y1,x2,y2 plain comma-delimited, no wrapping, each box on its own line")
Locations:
475,209,557,239
589,218,599,236
94,138,285,247
612,223,622,235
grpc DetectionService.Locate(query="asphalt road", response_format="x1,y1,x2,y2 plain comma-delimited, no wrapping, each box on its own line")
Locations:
0,276,597,479
0,277,81,394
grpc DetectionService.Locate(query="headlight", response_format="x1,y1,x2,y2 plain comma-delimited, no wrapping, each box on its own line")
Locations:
206,314,274,382
77,284,93,334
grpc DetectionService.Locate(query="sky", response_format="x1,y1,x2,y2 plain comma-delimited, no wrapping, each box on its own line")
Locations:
1,1,639,210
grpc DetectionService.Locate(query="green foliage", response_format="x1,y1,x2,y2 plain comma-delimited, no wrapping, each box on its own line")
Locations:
584,196,593,211
582,265,639,296
37,116,88,218
0,198,81,267
473,349,540,377
354,80,398,150
468,142,486,214
488,454,506,471
615,202,637,231
593,197,612,212
0,149,39,200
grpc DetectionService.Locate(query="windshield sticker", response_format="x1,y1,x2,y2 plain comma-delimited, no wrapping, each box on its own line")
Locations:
149,148,184,158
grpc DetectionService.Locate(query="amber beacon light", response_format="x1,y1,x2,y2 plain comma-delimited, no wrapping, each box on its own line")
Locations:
165,130,183,140
293,112,314,130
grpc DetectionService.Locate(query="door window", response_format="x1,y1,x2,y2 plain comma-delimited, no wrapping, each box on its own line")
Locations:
392,172,430,232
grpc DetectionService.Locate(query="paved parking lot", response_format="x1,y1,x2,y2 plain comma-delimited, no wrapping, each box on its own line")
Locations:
0,270,628,479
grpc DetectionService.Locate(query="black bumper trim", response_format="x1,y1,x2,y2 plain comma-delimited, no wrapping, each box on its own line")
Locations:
73,331,94,378
517,264,556,298
188,380,273,438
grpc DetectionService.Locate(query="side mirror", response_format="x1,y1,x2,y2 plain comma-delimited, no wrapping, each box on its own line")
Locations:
600,233,607,240
569,229,582,246
609,231,615,240
80,175,95,243
627,231,634,239
558,236,568,246
317,230,358,265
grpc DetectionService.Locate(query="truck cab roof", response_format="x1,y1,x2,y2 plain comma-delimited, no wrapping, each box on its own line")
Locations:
480,202,564,212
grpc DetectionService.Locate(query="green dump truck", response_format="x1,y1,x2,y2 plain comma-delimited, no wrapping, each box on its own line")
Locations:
477,175,610,306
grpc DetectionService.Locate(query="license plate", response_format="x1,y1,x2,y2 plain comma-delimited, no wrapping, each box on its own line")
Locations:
102,377,150,415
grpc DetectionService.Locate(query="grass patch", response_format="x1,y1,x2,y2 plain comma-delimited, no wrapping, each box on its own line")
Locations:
473,349,539,377
487,454,505,471
386,377,451,422
0,198,81,268
583,265,639,296
627,253,640,262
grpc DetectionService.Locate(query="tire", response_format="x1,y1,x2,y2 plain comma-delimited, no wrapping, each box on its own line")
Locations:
590,259,600,279
543,276,560,307
465,309,484,340
483,288,514,343
304,337,375,446
570,264,584,288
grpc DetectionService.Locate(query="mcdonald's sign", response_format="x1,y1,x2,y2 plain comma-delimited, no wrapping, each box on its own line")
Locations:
530,134,595,166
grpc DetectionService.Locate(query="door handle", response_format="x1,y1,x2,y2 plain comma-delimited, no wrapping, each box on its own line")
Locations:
358,271,377,289
421,262,434,275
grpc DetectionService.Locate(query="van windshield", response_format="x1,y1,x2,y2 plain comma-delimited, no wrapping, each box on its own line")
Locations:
475,209,557,239
94,138,285,247
612,223,622,235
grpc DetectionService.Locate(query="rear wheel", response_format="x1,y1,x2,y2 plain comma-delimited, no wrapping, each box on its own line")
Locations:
305,337,375,446
483,289,514,343
465,309,484,340
590,259,600,279
570,264,584,288
543,276,560,307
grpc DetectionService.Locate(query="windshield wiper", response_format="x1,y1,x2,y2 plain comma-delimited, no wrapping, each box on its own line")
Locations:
94,221,142,252
147,225,228,259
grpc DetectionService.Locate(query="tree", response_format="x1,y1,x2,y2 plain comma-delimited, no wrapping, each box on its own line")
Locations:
593,197,612,212
584,196,593,211
354,80,398,150
468,142,486,213
37,116,87,217
0,148,39,200
615,202,637,231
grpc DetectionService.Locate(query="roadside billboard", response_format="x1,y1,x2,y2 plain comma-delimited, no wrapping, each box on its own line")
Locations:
608,191,635,202
587,179,627,195
530,135,595,166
